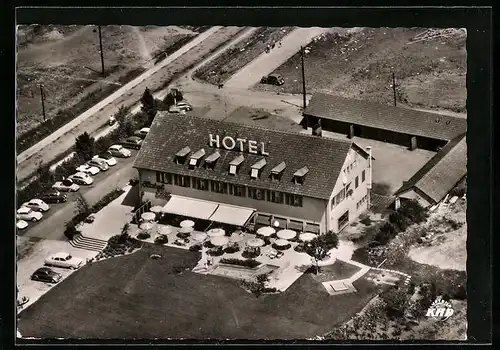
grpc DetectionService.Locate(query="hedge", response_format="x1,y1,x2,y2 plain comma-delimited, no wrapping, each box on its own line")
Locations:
220,258,260,268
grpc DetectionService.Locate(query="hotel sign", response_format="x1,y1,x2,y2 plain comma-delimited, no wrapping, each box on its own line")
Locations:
209,134,269,156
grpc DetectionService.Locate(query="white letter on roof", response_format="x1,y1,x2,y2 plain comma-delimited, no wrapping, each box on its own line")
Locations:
248,140,258,154
236,138,247,152
260,142,269,156
209,134,220,148
222,136,236,150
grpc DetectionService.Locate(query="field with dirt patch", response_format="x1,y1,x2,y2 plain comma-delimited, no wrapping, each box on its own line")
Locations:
256,28,467,114
16,25,198,137
193,27,294,85
225,106,304,133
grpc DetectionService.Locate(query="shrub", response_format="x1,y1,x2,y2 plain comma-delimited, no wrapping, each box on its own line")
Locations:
242,250,259,259
176,231,190,239
207,247,224,256
92,189,125,213
389,211,410,231
223,245,240,254
398,200,428,224
360,215,373,226
189,244,202,252
128,247,135,253
154,234,168,245
220,258,260,268
374,222,397,245
203,241,214,248
137,231,151,240
64,222,80,240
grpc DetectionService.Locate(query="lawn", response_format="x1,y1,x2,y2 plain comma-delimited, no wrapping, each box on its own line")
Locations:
310,260,362,283
256,28,466,114
225,106,304,133
19,245,381,339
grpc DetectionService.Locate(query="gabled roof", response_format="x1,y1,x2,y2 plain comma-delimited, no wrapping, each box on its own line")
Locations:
251,158,267,170
191,148,206,160
134,113,367,199
176,146,191,157
395,134,467,204
271,161,286,174
205,151,220,163
304,92,467,141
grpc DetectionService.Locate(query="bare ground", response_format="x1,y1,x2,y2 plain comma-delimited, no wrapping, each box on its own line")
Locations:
256,27,467,114
16,25,198,136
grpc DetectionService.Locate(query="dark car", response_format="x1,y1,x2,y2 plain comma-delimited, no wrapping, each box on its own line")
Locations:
261,74,285,86
31,267,62,283
39,190,68,204
121,136,143,150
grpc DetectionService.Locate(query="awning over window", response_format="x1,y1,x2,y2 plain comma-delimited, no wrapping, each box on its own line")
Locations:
162,195,218,220
209,204,256,227
162,195,255,226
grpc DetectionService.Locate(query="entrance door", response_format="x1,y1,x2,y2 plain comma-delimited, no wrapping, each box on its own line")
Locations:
338,211,349,231
353,125,363,137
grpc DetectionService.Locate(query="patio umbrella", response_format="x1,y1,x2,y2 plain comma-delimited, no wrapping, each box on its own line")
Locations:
229,232,246,243
299,232,318,242
180,220,195,228
277,229,297,240
207,228,225,237
157,225,174,235
140,222,154,230
257,226,275,237
141,212,156,222
247,238,265,248
179,226,194,234
192,231,208,241
274,239,289,247
149,206,163,214
210,236,229,247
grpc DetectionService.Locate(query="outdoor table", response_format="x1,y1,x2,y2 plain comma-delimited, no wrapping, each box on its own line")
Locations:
179,226,194,234
257,226,275,237
140,222,154,230
157,225,174,235
210,236,229,247
247,238,265,247
277,229,297,240
192,232,208,241
180,220,195,228
299,232,318,242
207,228,225,237
150,206,163,214
141,212,156,222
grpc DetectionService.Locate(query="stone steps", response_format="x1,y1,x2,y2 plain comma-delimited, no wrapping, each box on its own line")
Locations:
69,234,108,252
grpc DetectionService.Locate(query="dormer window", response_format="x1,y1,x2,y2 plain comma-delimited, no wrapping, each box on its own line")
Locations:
250,158,267,179
204,151,220,170
229,155,245,175
293,166,309,185
189,148,205,168
271,161,286,181
175,146,191,164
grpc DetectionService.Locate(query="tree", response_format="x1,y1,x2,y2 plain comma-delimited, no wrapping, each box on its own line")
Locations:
398,200,428,224
75,132,95,161
380,285,409,318
74,192,91,217
114,105,130,124
303,231,339,274
140,87,158,121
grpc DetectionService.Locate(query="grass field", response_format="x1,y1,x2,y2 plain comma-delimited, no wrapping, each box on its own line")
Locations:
256,28,466,114
19,244,382,339
310,260,362,283
225,106,304,133
16,25,197,137
194,27,294,85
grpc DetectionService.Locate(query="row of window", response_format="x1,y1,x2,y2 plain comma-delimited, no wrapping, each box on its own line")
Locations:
356,194,369,210
331,170,366,210
154,172,303,207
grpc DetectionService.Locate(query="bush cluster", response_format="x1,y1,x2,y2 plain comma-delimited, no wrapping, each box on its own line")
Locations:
176,231,191,239
207,247,224,256
137,231,151,240
241,273,278,297
223,245,240,254
242,250,260,259
154,234,168,245
189,244,202,252
95,233,142,260
220,258,260,268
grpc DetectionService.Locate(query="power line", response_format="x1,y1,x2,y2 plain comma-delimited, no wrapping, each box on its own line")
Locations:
39,83,46,122
98,26,105,75
300,46,307,110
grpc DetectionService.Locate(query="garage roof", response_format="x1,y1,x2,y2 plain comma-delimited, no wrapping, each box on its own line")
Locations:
304,92,467,141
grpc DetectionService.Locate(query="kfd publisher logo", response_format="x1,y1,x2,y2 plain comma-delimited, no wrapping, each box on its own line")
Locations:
426,296,454,321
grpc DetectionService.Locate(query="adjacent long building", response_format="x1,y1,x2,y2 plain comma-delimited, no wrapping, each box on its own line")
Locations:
133,112,373,234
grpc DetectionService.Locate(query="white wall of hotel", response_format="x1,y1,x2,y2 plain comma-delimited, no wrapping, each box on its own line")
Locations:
135,146,372,235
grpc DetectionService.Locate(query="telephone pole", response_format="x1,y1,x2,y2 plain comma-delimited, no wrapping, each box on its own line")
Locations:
98,25,105,75
39,83,46,122
392,72,397,106
300,46,307,110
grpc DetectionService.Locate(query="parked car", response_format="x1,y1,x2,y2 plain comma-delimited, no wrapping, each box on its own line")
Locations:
21,199,50,212
45,252,84,269
168,105,181,114
108,145,131,158
31,267,62,283
87,158,109,171
176,101,192,111
68,172,94,185
134,127,150,139
261,73,285,86
40,189,69,203
76,164,100,176
93,153,117,166
17,220,28,230
52,178,80,192
17,207,43,222
121,136,143,150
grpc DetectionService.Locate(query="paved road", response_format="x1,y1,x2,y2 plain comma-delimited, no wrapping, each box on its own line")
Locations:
19,151,138,241
223,27,329,90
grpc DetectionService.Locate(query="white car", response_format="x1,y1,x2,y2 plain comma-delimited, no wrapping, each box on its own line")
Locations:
17,220,28,230
87,158,109,171
168,105,181,113
108,144,131,158
134,127,150,139
45,252,84,269
21,199,50,212
76,164,100,176
17,207,43,222
176,101,192,111
52,179,80,192
93,153,117,166
68,172,94,185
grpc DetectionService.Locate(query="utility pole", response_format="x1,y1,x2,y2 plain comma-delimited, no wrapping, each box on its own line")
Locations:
300,46,307,110
39,83,46,122
392,72,397,106
98,25,105,75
